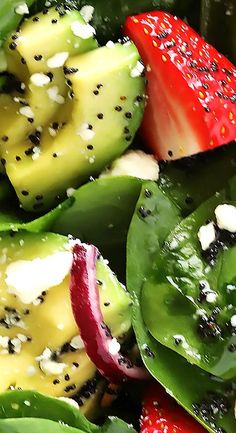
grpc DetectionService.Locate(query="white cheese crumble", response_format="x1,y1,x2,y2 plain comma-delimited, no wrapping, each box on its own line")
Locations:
106,40,115,48
108,338,120,355
197,222,216,251
0,336,9,348
79,5,94,23
101,150,159,181
26,365,37,376
77,123,95,141
47,86,65,104
15,3,29,15
47,52,69,69
66,187,76,197
215,204,236,232
205,291,218,303
130,61,145,78
58,397,79,409
30,73,50,87
19,106,34,118
40,359,67,376
230,315,236,327
36,348,67,376
71,21,96,39
70,335,84,350
5,251,73,304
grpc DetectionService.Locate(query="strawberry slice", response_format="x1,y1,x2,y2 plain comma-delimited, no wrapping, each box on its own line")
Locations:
141,383,206,433
124,12,236,160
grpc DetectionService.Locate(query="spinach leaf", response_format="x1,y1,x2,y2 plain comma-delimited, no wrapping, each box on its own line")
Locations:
0,418,84,433
127,181,235,433
141,192,236,379
0,390,97,432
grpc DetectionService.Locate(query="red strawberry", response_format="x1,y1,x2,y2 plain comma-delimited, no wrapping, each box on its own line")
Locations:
140,383,206,433
124,12,236,160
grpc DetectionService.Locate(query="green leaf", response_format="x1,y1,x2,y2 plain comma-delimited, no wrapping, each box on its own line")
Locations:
0,0,35,41
53,176,142,279
0,390,97,432
142,192,236,379
0,418,84,433
101,417,136,433
127,182,235,433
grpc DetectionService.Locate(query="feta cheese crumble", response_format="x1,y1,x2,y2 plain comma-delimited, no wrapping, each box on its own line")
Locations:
70,335,84,350
47,52,69,69
15,3,29,15
101,150,159,181
36,348,67,376
79,5,94,23
197,222,216,251
5,251,73,304
215,204,236,232
108,338,120,355
19,106,34,118
130,61,145,78
47,86,65,104
71,21,96,39
30,73,50,87
58,397,79,409
77,123,95,141
230,315,236,327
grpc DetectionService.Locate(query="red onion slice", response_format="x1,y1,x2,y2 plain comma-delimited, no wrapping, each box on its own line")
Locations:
70,241,149,383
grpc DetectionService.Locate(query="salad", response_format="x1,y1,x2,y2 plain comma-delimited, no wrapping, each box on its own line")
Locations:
0,1,235,433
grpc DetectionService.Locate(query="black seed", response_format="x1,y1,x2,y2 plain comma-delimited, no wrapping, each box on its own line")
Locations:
33,202,44,210
115,105,122,111
222,68,233,76
64,384,76,393
73,362,79,368
168,150,173,157
25,146,34,156
136,95,143,102
143,345,155,358
66,79,72,86
23,309,30,315
93,90,99,95
97,113,104,119
87,144,93,150
1,158,6,166
2,135,8,142
9,42,17,50
202,83,209,90
125,112,132,119
21,57,26,64
34,54,42,61
52,122,59,130
185,195,194,205
204,106,211,113
12,34,18,40
35,194,43,201
46,72,54,81
69,91,74,99
97,83,103,89
138,206,151,218
157,30,169,40
53,153,58,158
53,379,60,384
63,66,78,75
211,61,219,72
124,127,130,134
96,280,103,285
43,8,49,14
33,16,39,22
104,301,110,307
144,189,152,198
125,135,132,141
64,374,70,381
27,118,34,123
230,94,236,104
51,19,58,23
29,134,40,145
174,337,182,345
21,190,29,196
198,66,209,72
228,343,236,352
